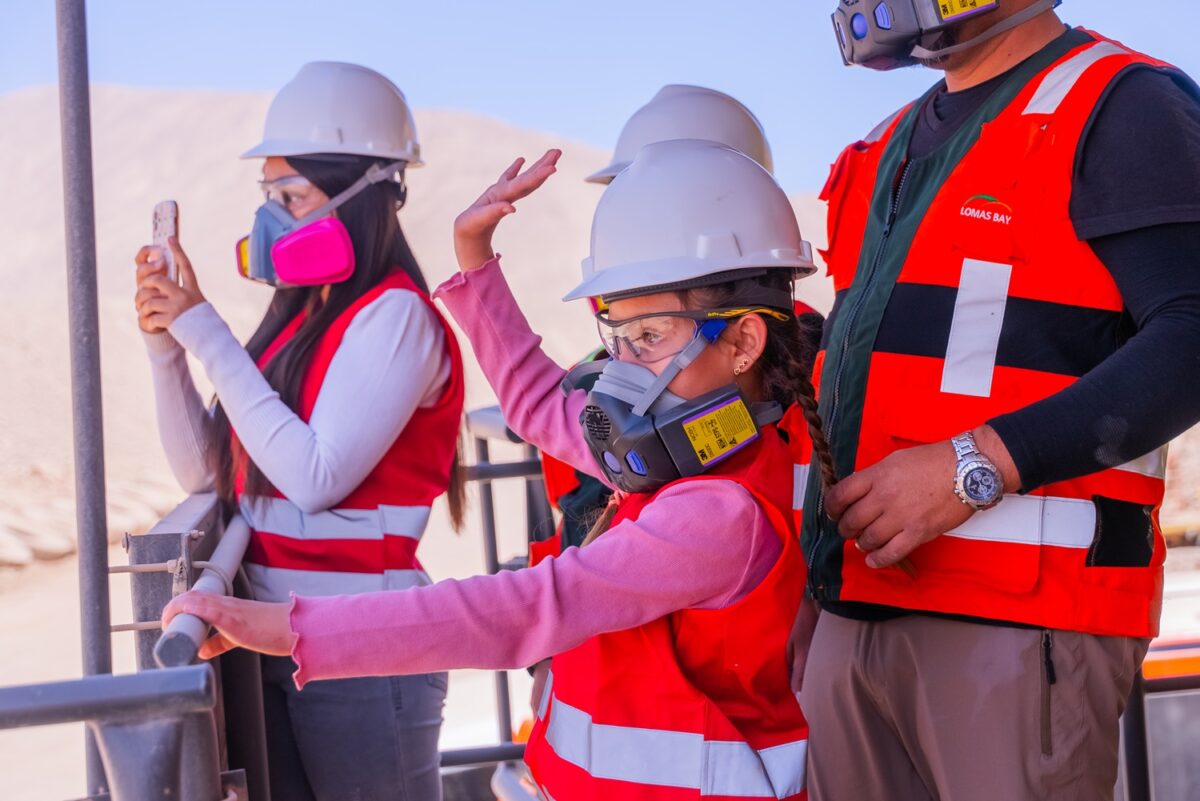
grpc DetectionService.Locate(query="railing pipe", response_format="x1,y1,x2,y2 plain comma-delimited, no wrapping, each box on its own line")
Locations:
54,0,110,793
155,516,252,668
474,437,515,743
0,665,215,730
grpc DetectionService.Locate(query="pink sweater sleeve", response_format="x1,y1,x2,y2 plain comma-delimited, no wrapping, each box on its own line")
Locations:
432,258,600,479
291,478,781,687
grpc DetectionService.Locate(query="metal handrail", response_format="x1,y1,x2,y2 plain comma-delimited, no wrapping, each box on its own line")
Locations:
154,516,251,668
0,665,215,730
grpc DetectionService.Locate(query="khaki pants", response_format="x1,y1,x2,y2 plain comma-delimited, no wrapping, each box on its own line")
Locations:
799,612,1148,801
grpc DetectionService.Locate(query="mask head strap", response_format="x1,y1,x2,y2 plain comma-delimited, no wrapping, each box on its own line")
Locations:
910,0,1060,60
288,159,408,230
631,320,726,416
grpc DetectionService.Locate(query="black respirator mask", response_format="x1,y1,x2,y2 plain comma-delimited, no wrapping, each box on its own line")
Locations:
562,319,784,495
833,0,1061,71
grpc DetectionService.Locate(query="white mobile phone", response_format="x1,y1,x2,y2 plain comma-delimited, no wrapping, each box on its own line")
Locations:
152,200,179,282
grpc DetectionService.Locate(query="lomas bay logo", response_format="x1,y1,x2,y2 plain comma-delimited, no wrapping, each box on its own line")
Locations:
959,194,1013,225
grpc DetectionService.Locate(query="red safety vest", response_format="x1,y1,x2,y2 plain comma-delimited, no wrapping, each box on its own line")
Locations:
237,271,465,602
802,30,1173,637
524,427,809,800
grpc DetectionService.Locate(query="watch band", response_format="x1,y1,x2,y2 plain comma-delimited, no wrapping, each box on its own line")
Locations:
951,431,980,461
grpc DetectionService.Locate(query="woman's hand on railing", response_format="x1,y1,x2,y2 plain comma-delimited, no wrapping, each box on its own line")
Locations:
453,149,561,272
133,237,207,333
162,591,295,660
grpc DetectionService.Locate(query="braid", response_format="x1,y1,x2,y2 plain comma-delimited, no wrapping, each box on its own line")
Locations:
793,364,839,490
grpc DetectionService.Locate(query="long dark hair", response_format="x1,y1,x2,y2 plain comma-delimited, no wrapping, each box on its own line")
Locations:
209,154,467,529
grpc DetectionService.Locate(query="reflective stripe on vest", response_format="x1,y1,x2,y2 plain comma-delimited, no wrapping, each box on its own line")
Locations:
244,564,430,602
536,672,807,799
792,463,810,512
246,497,431,540
1022,41,1128,115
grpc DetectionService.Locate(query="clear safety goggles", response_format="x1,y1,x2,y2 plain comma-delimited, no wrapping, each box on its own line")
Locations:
595,306,790,364
258,175,320,213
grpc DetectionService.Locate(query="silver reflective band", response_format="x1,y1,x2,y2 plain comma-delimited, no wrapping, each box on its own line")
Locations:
945,493,1096,548
941,259,1013,398
865,107,905,144
244,564,431,603
242,497,432,540
538,672,806,798
1114,445,1169,479
793,463,811,511
1023,41,1128,116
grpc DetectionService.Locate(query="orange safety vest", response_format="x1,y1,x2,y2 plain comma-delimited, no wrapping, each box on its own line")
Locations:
524,427,809,800
801,30,1175,638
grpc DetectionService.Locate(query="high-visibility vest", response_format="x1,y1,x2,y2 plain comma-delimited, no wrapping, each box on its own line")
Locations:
237,270,465,602
801,30,1180,638
524,428,809,800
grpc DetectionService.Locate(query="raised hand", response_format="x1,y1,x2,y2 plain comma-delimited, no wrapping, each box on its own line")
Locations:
454,149,561,272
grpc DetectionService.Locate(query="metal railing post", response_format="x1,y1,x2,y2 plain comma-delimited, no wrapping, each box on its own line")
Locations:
474,436,515,742
523,443,555,543
54,0,111,793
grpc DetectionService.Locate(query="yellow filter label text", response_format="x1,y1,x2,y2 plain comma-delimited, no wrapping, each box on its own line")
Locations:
937,0,998,22
682,397,758,466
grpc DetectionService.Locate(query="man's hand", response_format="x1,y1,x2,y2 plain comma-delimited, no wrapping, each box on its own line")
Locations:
825,426,1019,569
786,598,820,695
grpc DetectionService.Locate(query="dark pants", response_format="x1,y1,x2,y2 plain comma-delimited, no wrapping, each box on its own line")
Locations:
261,655,447,801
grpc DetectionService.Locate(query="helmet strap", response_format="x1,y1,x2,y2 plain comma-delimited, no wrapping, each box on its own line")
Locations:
290,159,407,230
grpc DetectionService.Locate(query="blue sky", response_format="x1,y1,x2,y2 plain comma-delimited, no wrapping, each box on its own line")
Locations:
2,1,1197,192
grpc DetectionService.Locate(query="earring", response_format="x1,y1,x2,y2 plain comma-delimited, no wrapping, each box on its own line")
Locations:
733,360,749,377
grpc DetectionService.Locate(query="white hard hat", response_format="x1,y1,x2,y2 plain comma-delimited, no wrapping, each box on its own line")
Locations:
565,140,814,302
586,85,773,184
242,62,423,166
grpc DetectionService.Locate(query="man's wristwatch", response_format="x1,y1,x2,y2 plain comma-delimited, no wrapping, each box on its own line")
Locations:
951,431,1004,511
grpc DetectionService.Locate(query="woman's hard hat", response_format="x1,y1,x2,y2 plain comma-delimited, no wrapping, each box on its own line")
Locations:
565,139,814,302
586,85,773,184
242,62,422,166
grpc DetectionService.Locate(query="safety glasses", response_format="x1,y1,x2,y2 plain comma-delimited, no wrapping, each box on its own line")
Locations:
595,306,790,364
258,175,319,213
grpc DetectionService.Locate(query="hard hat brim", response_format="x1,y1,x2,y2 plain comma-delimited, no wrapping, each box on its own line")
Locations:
584,162,627,185
563,252,816,302
240,139,424,167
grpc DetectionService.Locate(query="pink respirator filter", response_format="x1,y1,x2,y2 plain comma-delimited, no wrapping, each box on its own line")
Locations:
271,217,356,286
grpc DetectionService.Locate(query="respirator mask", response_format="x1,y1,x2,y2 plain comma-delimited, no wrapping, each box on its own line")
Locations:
563,306,789,495
833,0,1061,71
235,159,406,287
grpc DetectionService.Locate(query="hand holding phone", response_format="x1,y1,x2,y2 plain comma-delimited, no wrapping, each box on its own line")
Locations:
152,200,179,282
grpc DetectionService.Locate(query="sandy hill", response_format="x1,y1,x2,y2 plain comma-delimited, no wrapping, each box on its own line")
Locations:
0,83,1194,567
0,84,834,565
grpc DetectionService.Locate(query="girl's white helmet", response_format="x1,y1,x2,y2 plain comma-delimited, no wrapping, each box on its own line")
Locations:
586,85,773,184
565,139,814,302
243,62,423,166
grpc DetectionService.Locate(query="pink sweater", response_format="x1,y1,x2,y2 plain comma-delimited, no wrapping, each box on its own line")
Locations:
289,260,782,687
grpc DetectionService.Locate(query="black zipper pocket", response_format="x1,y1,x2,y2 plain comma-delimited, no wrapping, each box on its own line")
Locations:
1040,629,1057,756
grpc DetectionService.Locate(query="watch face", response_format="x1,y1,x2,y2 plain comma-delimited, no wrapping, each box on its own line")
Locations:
964,466,1000,503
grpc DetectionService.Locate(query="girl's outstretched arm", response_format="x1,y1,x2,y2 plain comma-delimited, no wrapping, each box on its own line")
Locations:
163,477,781,687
